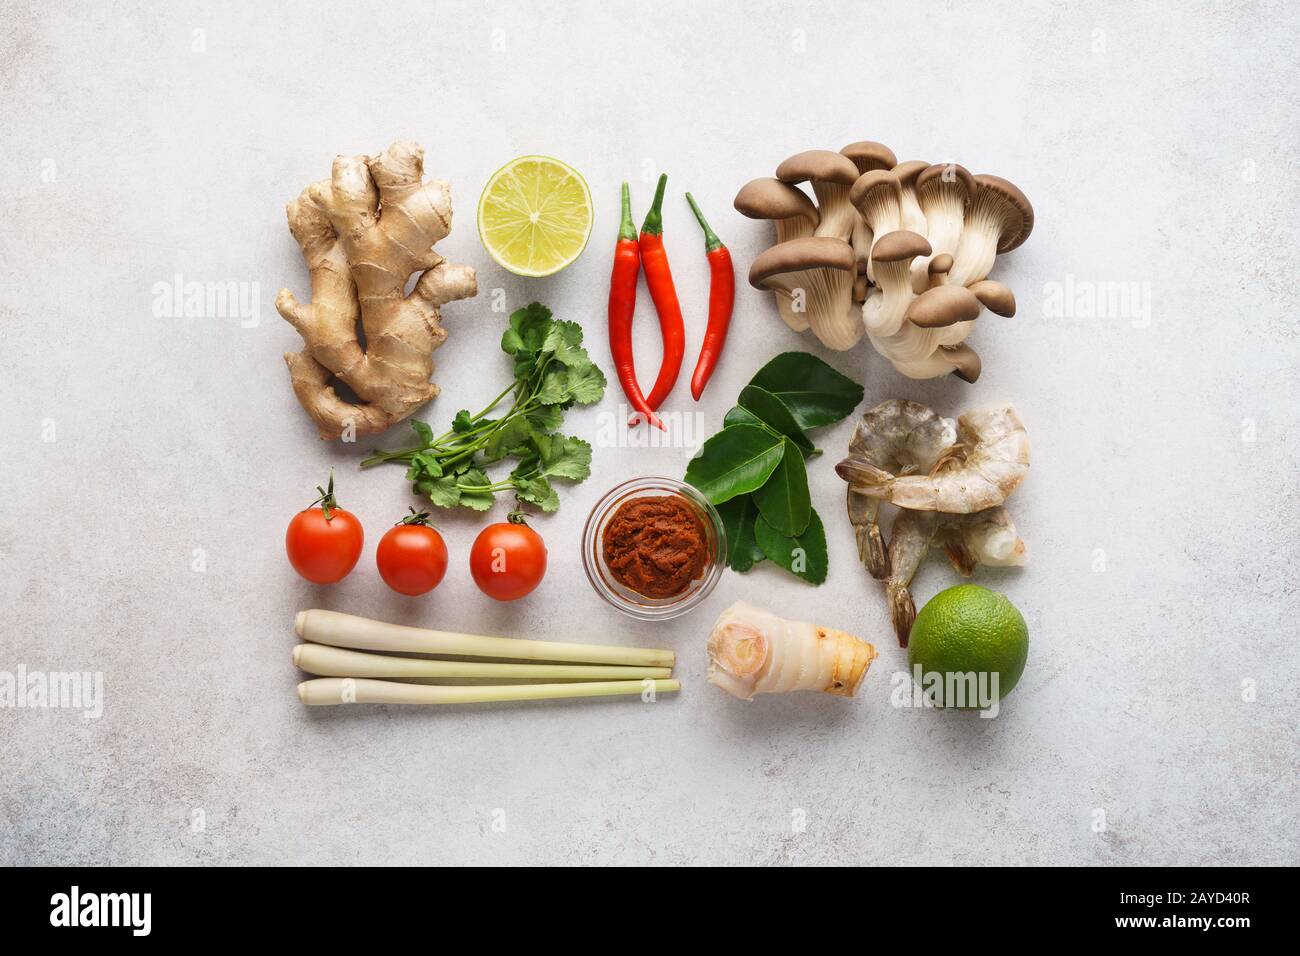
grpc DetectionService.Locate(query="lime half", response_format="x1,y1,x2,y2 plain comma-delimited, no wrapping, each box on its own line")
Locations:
477,155,593,277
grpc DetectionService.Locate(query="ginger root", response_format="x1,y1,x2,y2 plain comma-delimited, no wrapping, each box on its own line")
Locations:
276,141,477,440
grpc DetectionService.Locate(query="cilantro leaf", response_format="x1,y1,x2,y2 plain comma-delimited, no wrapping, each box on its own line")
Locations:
536,434,592,481
565,362,607,404
409,419,434,446
482,415,533,463
451,409,474,433
535,366,571,405
456,467,495,512
542,320,589,367
514,474,560,512
419,474,461,509
527,405,565,432
405,451,443,482
501,302,553,357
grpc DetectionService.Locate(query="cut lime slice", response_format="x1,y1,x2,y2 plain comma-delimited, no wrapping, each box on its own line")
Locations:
477,155,593,277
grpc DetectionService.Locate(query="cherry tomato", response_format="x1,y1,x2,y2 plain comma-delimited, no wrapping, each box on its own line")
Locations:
285,474,364,584
469,519,547,601
376,511,449,596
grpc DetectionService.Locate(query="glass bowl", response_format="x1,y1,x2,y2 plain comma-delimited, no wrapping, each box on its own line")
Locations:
582,476,726,621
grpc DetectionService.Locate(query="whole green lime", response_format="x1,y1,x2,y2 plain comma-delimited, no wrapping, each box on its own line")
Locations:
908,584,1028,708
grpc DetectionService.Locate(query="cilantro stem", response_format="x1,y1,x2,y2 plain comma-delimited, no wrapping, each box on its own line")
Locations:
456,481,516,493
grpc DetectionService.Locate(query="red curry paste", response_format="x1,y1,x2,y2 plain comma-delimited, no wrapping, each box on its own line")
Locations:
602,494,710,598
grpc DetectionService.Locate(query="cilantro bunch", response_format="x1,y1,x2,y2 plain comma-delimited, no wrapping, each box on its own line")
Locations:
361,303,606,513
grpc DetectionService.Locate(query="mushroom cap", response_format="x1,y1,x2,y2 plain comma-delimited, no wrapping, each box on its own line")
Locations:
891,160,929,188
775,150,859,187
734,177,819,224
928,253,954,276
969,279,1017,317
916,163,976,198
871,230,931,264
849,169,903,209
840,140,898,174
907,285,981,328
974,174,1034,252
946,343,982,383
748,236,855,289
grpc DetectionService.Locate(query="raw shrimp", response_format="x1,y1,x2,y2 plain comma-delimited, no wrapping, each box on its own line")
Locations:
843,400,956,578
885,505,1028,646
837,403,1029,514
885,507,940,645
942,507,1028,575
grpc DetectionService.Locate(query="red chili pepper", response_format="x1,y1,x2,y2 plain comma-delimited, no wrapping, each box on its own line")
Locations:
638,173,686,412
685,192,735,401
608,182,664,430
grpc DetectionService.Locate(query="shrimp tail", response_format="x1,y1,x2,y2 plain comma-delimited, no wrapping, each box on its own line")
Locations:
847,486,889,578
943,537,978,576
860,523,889,579
888,583,917,647
836,454,892,489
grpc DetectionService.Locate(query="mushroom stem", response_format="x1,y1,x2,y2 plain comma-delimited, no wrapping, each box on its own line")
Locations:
849,171,903,284
733,177,821,331
863,260,916,338
776,294,811,332
949,198,1003,287
913,163,974,292
887,341,981,381
949,175,1034,287
893,160,930,236
840,142,897,299
861,230,929,337
775,150,859,242
850,217,873,303
947,343,982,383
865,231,993,376
800,264,859,349
750,237,859,349
811,180,858,241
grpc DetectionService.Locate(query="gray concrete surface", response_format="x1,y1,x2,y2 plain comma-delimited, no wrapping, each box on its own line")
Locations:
2,0,1298,866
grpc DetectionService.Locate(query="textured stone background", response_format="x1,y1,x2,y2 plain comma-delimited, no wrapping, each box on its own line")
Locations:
2,0,1297,865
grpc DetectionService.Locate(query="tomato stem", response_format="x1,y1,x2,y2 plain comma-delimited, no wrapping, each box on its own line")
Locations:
397,507,433,527
307,470,340,521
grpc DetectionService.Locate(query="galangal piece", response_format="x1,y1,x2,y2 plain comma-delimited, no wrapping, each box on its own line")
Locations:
707,602,877,701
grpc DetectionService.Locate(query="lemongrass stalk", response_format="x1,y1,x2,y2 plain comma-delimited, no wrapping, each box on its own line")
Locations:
293,644,672,682
297,677,680,706
295,609,674,668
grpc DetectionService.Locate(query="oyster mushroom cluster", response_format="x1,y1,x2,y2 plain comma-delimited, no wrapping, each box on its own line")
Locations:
734,142,1033,382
